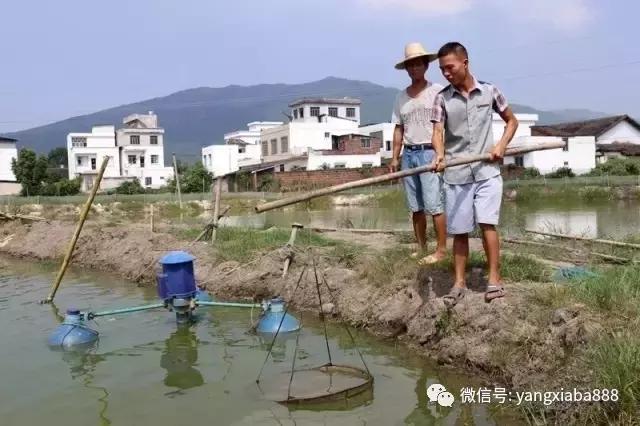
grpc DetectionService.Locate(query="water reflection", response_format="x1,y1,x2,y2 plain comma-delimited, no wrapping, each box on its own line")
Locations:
525,211,598,238
160,325,204,392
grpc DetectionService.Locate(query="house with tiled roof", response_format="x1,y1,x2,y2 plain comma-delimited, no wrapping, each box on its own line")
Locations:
531,115,640,163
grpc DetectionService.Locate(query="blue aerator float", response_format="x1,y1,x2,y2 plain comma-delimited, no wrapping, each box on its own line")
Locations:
47,250,300,349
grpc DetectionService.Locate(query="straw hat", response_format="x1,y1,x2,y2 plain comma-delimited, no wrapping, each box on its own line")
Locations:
395,42,438,70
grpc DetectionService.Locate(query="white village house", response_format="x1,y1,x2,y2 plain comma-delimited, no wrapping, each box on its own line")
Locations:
67,112,173,191
0,136,21,195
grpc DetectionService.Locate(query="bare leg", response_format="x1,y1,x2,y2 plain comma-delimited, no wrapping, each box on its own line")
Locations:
412,211,427,252
453,234,469,287
432,213,447,256
480,224,501,284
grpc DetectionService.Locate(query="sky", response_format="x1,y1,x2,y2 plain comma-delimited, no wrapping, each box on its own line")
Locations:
1,0,639,133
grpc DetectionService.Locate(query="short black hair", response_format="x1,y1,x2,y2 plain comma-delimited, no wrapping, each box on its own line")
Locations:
438,42,468,59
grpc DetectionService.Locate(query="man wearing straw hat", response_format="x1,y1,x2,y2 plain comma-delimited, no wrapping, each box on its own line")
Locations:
431,42,519,306
390,42,447,265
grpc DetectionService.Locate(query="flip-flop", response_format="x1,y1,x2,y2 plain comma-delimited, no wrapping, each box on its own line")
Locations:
443,287,466,308
418,254,447,265
484,285,505,303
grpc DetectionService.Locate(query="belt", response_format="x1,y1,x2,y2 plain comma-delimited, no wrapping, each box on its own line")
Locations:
404,144,433,151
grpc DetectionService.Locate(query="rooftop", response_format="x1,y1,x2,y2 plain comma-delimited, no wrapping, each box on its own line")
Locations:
531,115,640,138
288,97,361,107
0,136,17,143
238,155,306,173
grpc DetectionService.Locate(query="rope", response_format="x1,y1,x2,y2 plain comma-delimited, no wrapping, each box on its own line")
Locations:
255,267,307,384
312,253,332,366
321,273,371,376
287,314,303,401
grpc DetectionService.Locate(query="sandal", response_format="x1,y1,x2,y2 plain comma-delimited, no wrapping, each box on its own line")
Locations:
443,287,466,308
418,253,447,266
484,285,505,303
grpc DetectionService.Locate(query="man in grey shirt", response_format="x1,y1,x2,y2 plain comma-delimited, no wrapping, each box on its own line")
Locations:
390,42,447,264
431,42,518,306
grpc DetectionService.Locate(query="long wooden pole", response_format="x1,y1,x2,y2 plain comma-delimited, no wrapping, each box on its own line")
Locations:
43,156,110,304
172,153,183,210
255,141,565,213
211,177,222,243
525,229,640,250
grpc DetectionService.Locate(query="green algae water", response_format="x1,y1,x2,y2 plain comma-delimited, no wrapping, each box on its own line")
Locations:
0,257,522,425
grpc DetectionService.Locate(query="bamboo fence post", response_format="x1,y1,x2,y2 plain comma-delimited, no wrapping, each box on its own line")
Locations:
525,229,640,250
211,177,222,243
43,156,110,304
282,223,303,278
255,141,565,213
149,203,155,232
172,153,183,210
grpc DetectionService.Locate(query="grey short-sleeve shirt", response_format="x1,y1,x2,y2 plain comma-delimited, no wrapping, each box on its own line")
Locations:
392,82,444,146
431,77,509,185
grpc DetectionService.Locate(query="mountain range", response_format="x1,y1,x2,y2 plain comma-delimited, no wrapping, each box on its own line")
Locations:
5,77,609,160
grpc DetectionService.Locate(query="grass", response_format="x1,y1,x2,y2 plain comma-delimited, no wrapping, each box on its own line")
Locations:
174,226,341,263
582,334,640,423
360,246,417,287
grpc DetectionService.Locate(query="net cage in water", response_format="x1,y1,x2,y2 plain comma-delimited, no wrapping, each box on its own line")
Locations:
261,363,374,406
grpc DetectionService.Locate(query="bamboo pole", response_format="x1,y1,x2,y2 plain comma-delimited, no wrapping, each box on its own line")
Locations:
43,156,110,304
211,177,222,242
282,223,303,278
255,141,565,213
149,203,155,232
172,153,183,210
524,229,640,250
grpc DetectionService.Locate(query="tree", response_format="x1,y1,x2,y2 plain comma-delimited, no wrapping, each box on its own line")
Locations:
45,147,69,184
115,179,145,194
181,162,214,193
11,148,48,196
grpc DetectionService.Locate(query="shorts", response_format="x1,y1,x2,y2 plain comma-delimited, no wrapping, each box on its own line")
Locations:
445,175,503,235
401,147,444,215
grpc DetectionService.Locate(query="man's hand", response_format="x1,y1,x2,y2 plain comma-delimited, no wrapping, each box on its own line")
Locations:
489,143,507,162
432,154,445,172
389,157,400,173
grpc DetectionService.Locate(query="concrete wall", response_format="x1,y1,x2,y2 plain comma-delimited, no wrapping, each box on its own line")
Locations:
67,128,121,179
504,136,595,175
0,141,17,181
202,145,239,177
359,122,395,158
307,152,381,170
597,121,640,144
291,105,360,125
0,182,21,195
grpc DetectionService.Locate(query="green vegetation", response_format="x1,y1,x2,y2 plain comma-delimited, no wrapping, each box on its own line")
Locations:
10,147,81,196
11,148,48,196
360,246,417,287
545,167,575,178
522,167,541,179
587,157,640,176
114,178,146,194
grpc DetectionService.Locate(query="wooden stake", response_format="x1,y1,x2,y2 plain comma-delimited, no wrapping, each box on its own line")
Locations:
172,153,183,210
255,141,565,213
524,229,640,250
282,223,303,278
211,177,222,243
149,203,155,232
43,156,110,303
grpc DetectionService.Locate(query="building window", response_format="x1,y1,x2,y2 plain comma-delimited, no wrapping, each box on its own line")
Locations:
281,136,289,153
128,155,137,165
151,155,159,164
334,163,346,169
130,135,140,145
564,161,569,166
270,138,278,155
299,108,304,118
150,135,158,145
310,107,320,117
91,158,96,170
562,137,569,151
208,154,212,166
145,177,152,186
324,132,330,138
71,137,87,148
515,156,524,167
279,164,285,172
293,109,298,119
238,145,246,153
386,140,391,151
362,162,373,168
361,138,371,148
329,107,338,117
203,155,207,165
77,157,83,166
346,108,356,118
261,141,268,157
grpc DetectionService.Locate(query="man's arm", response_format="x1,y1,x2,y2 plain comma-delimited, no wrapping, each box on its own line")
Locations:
430,93,446,172
390,125,403,172
490,86,519,161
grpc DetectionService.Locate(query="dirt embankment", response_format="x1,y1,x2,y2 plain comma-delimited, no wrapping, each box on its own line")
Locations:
0,220,599,421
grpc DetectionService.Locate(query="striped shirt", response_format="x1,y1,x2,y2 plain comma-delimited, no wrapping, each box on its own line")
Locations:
431,77,509,184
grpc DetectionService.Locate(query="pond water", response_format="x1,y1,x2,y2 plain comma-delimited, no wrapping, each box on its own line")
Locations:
0,258,522,425
222,199,640,240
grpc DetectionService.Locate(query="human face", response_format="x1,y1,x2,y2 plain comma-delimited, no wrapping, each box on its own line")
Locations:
404,57,427,82
438,53,468,86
